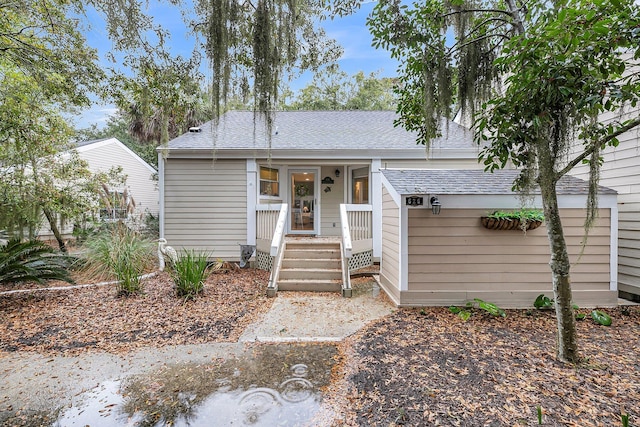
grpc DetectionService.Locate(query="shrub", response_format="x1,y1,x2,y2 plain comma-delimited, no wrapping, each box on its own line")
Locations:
170,250,212,300
0,239,73,286
83,224,154,296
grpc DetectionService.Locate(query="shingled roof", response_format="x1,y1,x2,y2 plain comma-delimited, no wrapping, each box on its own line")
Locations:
166,110,474,153
381,169,617,195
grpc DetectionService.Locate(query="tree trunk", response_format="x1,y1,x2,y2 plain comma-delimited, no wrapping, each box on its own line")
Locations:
538,177,579,363
43,208,67,253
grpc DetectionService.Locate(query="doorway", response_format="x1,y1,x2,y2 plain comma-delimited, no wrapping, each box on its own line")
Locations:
289,169,318,234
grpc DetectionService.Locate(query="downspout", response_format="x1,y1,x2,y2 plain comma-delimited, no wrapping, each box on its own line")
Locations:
158,151,165,239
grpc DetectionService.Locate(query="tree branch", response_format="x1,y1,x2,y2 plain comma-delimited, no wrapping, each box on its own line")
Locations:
557,116,640,178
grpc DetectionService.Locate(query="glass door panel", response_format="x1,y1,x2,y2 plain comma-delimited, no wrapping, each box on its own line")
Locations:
290,170,317,233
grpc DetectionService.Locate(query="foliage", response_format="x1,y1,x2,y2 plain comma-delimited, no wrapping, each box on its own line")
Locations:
82,224,154,296
287,67,397,111
591,310,612,326
170,251,217,301
449,299,506,320
0,0,104,107
487,210,544,222
534,294,554,309
537,405,543,425
368,0,640,363
0,239,73,286
0,71,125,251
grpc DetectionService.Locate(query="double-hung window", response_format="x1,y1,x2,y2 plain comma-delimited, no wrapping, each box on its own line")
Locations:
259,166,280,197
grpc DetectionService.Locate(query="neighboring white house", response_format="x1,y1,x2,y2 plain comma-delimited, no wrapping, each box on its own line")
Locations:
37,137,159,239
158,110,619,308
76,137,159,219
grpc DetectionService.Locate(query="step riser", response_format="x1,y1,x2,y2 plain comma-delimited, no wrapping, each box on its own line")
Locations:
277,282,342,292
281,259,341,269
279,270,342,281
284,249,341,259
285,242,341,251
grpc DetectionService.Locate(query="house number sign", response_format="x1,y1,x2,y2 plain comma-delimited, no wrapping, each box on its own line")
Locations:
405,196,424,206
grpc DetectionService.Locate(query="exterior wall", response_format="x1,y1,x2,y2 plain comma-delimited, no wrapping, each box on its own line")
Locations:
379,186,401,303
571,105,640,298
79,140,158,216
163,158,247,260
400,207,615,308
319,166,345,237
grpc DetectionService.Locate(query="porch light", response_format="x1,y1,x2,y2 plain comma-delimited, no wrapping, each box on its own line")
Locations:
335,168,341,177
430,196,441,215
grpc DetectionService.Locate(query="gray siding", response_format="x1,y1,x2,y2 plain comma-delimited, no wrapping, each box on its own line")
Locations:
572,105,640,297
164,159,247,260
401,208,615,308
380,187,401,303
319,165,344,236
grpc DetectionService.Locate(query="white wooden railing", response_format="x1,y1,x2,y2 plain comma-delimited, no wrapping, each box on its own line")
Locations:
256,205,282,242
266,203,288,296
339,204,374,283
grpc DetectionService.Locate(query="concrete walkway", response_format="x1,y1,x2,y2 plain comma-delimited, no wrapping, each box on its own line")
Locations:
0,277,394,418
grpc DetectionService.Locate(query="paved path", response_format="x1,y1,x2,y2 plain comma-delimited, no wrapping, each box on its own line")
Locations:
0,277,393,418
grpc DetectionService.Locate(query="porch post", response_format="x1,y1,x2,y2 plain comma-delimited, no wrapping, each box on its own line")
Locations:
371,158,382,260
246,159,257,245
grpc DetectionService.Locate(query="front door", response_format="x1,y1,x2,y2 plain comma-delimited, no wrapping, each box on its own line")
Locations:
289,169,318,234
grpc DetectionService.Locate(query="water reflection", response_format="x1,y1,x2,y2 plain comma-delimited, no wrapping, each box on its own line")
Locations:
53,343,336,427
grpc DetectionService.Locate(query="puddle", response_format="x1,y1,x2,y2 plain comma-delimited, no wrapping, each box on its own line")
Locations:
53,343,337,426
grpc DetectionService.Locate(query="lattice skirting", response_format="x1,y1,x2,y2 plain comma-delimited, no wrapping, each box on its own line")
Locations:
256,250,273,271
349,250,373,271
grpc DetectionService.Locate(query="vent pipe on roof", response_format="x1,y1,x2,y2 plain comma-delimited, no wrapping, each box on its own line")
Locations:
189,127,202,133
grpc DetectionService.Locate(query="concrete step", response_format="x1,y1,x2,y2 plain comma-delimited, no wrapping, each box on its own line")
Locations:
284,248,341,259
279,268,342,281
277,279,342,292
281,258,341,269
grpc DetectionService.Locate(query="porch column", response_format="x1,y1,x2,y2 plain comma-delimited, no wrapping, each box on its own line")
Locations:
371,158,382,260
246,159,257,245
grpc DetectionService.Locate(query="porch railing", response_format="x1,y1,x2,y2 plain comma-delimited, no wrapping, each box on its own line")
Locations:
266,203,288,296
256,204,282,242
340,204,373,295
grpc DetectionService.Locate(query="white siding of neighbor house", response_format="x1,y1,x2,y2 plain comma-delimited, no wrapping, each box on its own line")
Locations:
79,139,158,216
163,158,247,260
380,186,401,302
401,208,615,308
571,105,640,297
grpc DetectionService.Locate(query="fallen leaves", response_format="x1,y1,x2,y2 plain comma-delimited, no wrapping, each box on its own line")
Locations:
329,306,640,426
0,269,272,355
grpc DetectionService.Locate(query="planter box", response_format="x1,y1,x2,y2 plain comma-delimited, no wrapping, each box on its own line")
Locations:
480,216,543,231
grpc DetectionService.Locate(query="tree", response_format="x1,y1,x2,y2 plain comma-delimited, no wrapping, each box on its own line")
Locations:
288,66,397,110
0,71,124,252
369,0,640,363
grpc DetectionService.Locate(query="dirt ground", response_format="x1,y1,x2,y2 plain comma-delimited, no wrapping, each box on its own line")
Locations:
1,270,639,426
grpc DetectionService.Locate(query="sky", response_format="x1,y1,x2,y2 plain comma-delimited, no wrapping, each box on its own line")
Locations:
74,1,400,129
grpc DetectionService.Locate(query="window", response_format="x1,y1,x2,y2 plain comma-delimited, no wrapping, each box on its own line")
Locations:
352,167,369,204
260,166,280,197
100,191,129,220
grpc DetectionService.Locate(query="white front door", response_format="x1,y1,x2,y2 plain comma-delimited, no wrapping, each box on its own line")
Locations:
289,169,319,234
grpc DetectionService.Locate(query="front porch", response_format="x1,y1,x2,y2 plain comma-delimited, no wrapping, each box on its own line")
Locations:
254,204,375,297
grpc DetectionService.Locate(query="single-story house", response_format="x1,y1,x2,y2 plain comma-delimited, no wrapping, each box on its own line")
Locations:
159,110,618,307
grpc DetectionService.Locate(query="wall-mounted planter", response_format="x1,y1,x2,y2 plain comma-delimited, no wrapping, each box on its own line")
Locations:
480,216,543,231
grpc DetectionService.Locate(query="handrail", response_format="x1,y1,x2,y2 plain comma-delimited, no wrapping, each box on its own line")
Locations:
267,203,288,296
339,204,353,259
339,204,353,297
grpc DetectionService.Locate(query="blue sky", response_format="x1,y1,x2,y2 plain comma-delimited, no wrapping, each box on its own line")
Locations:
75,1,399,129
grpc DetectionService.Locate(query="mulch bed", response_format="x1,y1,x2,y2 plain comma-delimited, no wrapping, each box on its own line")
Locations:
327,306,640,427
0,269,272,355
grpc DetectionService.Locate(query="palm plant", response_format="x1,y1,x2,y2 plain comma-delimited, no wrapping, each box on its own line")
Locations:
0,239,73,286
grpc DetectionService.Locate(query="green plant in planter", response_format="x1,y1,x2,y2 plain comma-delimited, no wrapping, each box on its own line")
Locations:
486,209,544,222
481,209,544,231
